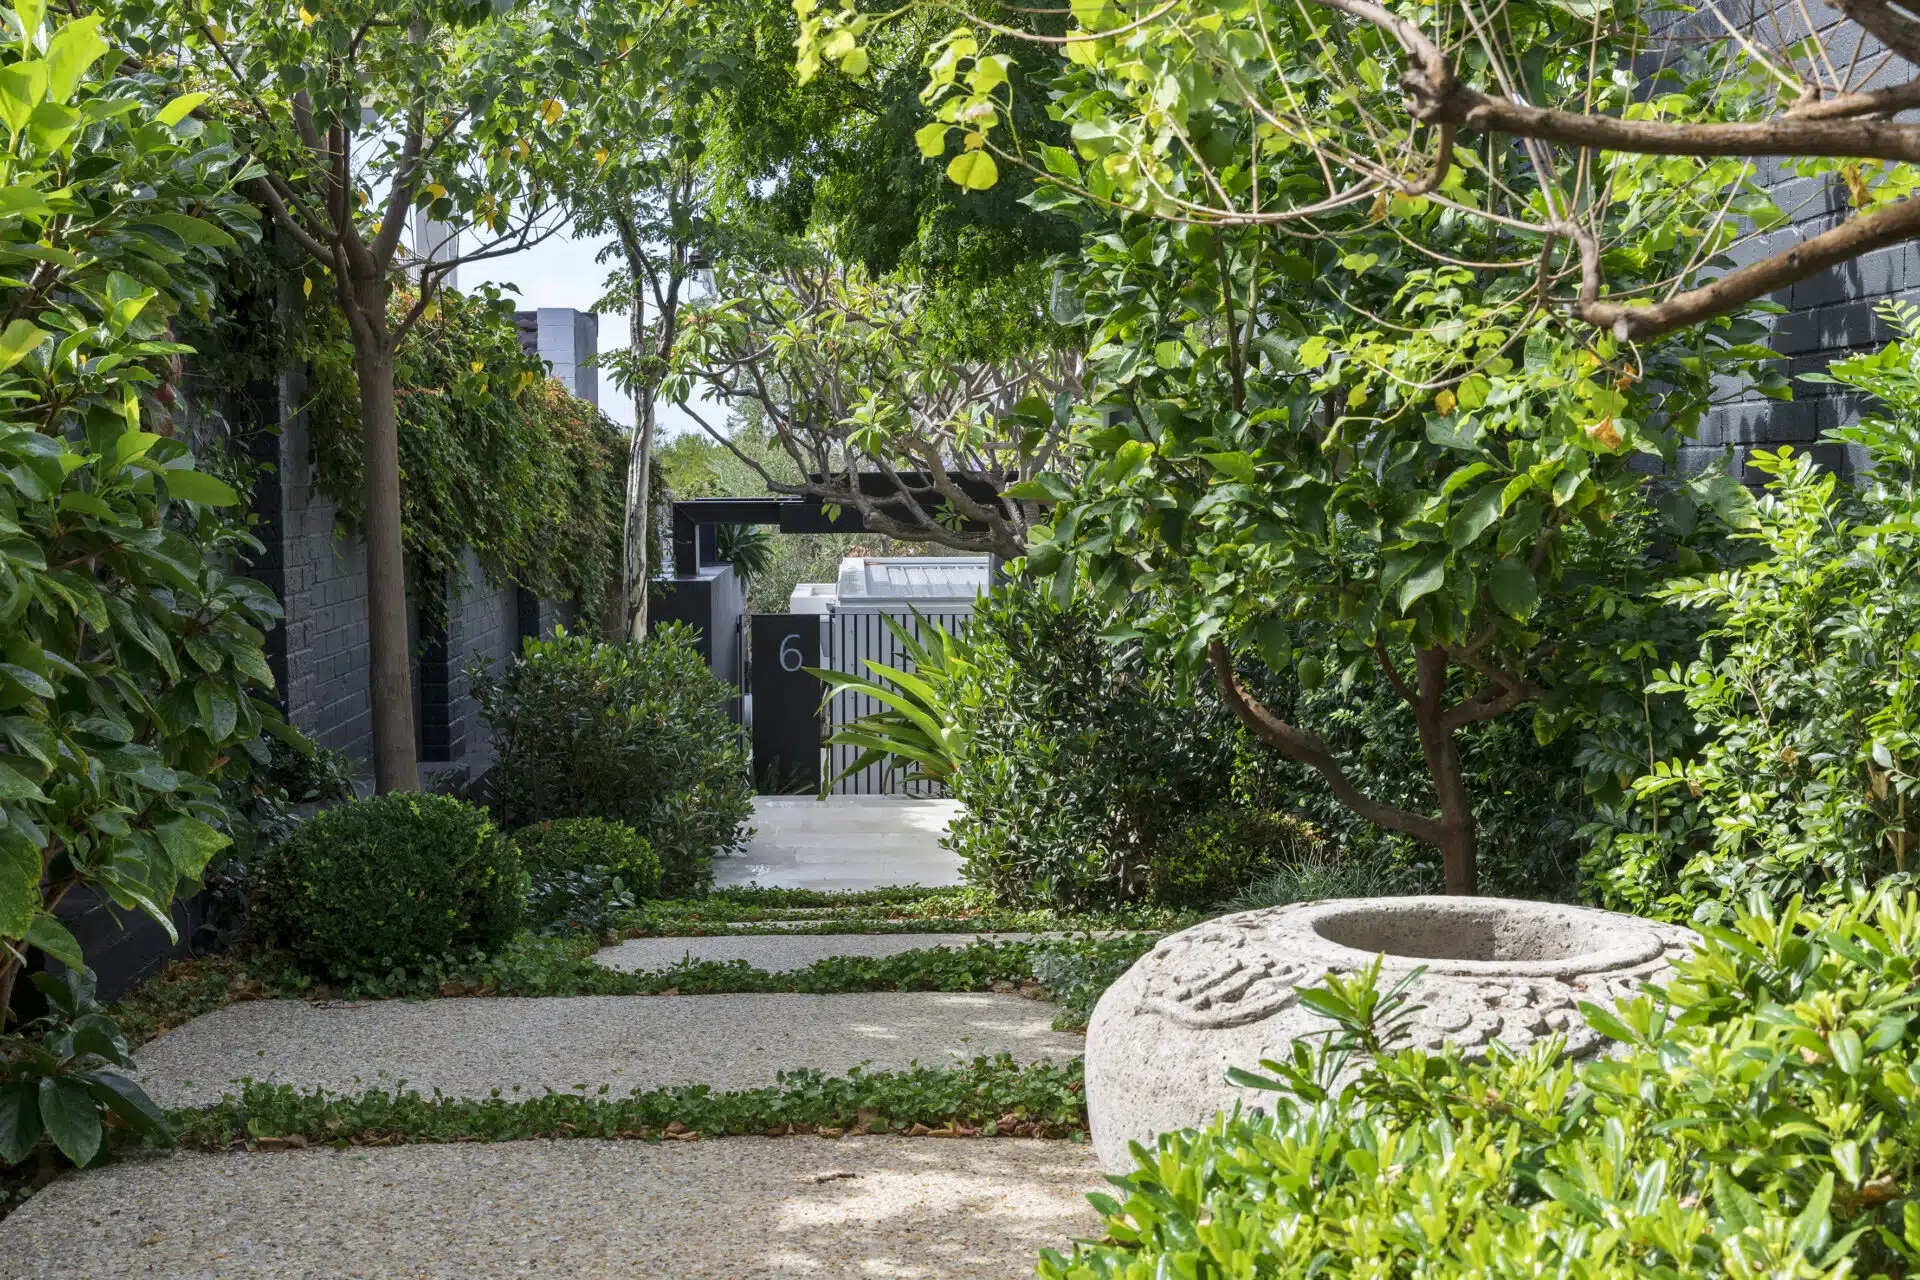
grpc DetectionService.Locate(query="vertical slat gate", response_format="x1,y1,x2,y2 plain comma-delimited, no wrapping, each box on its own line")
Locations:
823,608,971,795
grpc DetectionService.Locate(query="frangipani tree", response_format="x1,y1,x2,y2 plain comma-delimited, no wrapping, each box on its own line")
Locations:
171,0,567,791
669,252,1080,558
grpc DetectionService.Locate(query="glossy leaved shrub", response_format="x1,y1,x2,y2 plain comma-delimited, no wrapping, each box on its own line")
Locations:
472,625,752,896
1586,383,1920,918
255,794,524,980
514,817,661,898
1043,889,1920,1279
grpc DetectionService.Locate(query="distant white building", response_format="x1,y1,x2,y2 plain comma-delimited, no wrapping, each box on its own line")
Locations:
513,308,599,408
788,555,991,615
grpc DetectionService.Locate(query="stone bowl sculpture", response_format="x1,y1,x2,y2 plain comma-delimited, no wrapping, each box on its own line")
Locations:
1084,895,1696,1170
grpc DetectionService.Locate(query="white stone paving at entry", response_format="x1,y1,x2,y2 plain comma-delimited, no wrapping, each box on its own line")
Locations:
134,992,1083,1108
0,1137,1105,1279
593,931,1078,973
714,795,964,891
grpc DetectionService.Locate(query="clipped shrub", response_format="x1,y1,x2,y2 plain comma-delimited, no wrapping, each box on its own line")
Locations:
472,624,753,896
1146,809,1323,908
944,583,1242,909
514,818,661,898
1042,889,1920,1279
255,794,524,979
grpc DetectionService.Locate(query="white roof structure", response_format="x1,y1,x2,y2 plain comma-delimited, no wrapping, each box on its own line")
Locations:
789,556,991,614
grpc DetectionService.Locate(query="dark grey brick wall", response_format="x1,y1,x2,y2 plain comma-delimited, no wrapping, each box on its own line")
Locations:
273,362,375,759
1679,1,1905,477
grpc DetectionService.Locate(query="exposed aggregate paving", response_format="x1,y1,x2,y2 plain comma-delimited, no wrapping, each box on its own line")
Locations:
592,931,1074,972
134,992,1084,1108
0,1136,1106,1278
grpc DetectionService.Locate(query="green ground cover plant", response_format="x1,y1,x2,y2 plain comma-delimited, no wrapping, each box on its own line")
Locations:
1042,889,1920,1279
113,934,1156,1033
173,1054,1088,1148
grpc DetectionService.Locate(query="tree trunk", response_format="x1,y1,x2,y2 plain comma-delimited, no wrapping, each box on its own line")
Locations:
1413,648,1478,895
350,327,420,793
623,385,655,642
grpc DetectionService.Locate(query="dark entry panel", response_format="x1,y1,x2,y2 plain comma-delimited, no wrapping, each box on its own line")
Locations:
751,613,822,794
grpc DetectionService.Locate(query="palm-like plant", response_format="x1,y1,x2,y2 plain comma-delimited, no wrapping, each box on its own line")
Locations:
809,614,975,792
715,523,776,593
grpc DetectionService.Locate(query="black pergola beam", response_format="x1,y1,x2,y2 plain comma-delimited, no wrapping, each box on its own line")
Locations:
667,475,1007,576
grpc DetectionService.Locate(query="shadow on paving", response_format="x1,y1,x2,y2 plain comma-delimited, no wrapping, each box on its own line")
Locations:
0,1136,1106,1279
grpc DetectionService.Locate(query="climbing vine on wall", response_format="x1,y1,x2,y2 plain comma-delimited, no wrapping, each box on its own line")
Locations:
301,286,627,622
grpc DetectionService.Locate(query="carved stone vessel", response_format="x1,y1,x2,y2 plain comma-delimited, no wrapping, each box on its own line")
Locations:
1084,895,1696,1170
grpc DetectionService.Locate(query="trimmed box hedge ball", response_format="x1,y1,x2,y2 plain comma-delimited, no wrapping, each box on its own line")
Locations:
255,793,525,980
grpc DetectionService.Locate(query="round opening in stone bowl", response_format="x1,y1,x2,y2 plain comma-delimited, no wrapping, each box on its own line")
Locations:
1302,898,1666,978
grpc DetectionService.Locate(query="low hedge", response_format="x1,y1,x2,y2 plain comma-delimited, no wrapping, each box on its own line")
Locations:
253,793,525,980
1042,890,1920,1279
515,817,662,900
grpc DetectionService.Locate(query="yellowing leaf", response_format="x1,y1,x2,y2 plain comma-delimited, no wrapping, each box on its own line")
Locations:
299,6,316,25
540,98,563,125
470,360,484,374
946,149,998,191
1434,389,1457,415
1585,417,1622,450
302,276,313,298
423,182,447,201
913,123,948,158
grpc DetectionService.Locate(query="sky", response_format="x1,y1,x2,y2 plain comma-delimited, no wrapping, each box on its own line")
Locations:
465,224,713,439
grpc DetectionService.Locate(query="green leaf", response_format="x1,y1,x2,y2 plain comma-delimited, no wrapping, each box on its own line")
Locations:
1397,553,1447,610
38,1076,101,1167
160,468,239,507
0,1082,42,1165
913,122,949,158
0,319,45,371
946,149,999,191
1446,482,1505,549
0,59,46,134
133,211,238,250
78,1070,168,1140
1788,1172,1834,1256
0,759,46,802
1829,1027,1864,1076
153,90,208,129
43,15,106,105
1203,452,1256,484
23,910,83,971
153,815,229,879
1488,560,1537,619
1041,145,1082,182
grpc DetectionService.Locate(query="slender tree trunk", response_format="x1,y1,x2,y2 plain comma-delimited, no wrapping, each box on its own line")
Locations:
623,378,655,642
1413,648,1477,895
350,324,420,793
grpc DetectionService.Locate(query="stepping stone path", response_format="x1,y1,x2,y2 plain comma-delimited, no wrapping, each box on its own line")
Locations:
0,798,1109,1277
136,992,1083,1107
1,1138,1101,1279
594,931,1077,972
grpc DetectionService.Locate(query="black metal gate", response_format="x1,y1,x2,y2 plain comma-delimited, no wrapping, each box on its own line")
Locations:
749,613,823,794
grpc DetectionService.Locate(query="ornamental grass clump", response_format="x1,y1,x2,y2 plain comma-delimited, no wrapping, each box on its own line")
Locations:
1042,889,1920,1279
255,794,524,981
